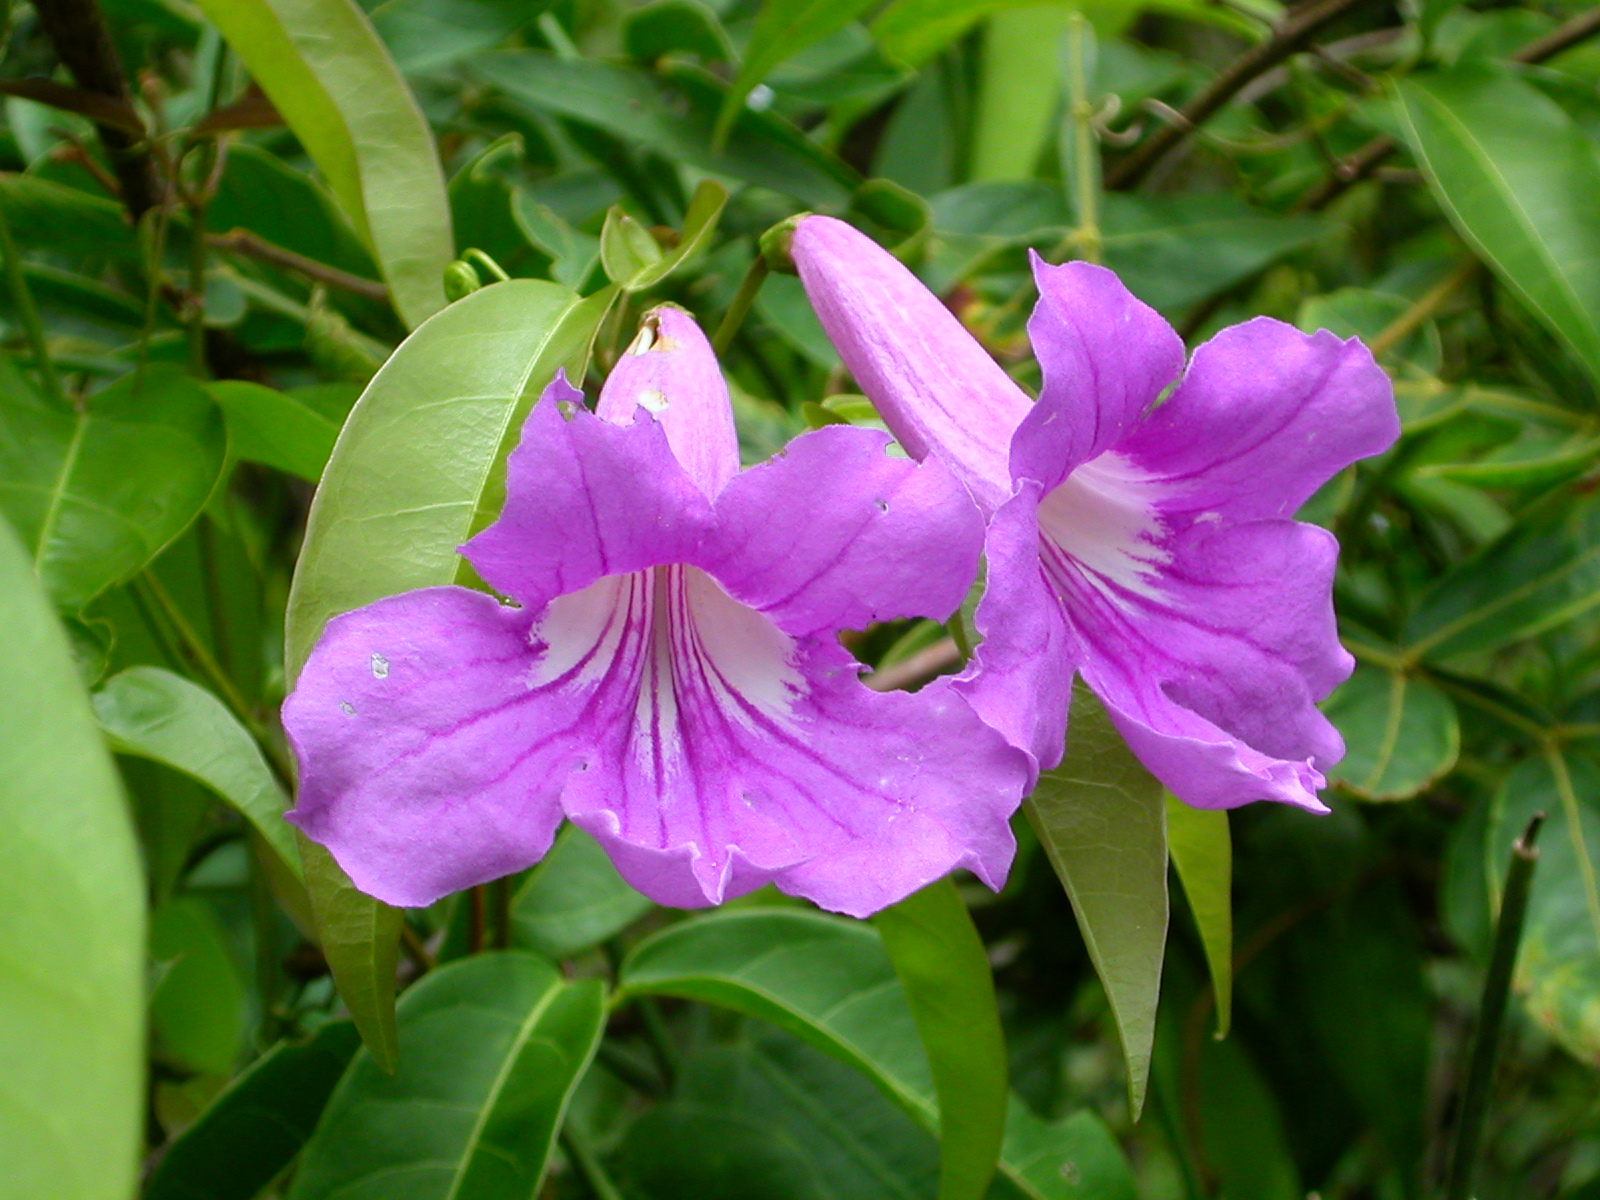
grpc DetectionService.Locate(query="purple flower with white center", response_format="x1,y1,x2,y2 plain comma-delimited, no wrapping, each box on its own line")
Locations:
790,216,1400,813
282,306,1027,916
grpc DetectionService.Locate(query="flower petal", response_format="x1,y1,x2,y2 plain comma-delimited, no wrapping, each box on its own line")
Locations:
791,215,1029,512
1116,318,1398,521
462,376,714,610
283,586,570,907
596,305,740,497
704,424,985,637
1010,257,1186,492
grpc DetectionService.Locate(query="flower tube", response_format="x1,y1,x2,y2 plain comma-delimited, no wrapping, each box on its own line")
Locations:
283,306,1027,916
790,217,1399,812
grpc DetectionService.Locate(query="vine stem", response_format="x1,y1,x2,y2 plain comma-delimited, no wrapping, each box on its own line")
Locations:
1065,13,1102,264
0,202,63,406
1444,813,1544,1200
712,254,769,356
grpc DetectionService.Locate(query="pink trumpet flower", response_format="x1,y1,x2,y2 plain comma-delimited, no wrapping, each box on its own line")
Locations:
790,216,1399,812
283,306,1028,915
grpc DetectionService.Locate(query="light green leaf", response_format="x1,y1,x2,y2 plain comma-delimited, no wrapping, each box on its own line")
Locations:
193,0,453,327
289,952,606,1200
1489,750,1600,1066
283,277,613,1069
970,7,1075,182
874,878,1007,1200
1165,798,1232,1037
600,206,666,286
620,908,1135,1199
621,179,728,292
1394,64,1600,386
208,380,341,482
873,0,1140,69
716,0,878,144
1026,688,1167,1116
149,897,247,1077
1323,664,1460,800
0,362,225,611
510,824,653,961
146,1021,360,1200
0,515,143,1200
92,666,301,877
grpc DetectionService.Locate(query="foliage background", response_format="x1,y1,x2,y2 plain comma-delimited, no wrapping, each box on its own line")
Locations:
4,0,1600,1196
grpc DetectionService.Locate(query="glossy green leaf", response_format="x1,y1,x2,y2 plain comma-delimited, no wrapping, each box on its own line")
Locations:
1395,64,1600,385
0,362,225,611
510,824,653,961
1026,688,1167,1117
146,1021,360,1200
149,897,246,1077
284,277,612,1070
209,381,341,482
289,952,607,1200
0,515,143,1200
92,666,301,877
475,52,858,208
1323,664,1460,800
1489,750,1600,1065
716,0,878,145
1403,486,1600,660
193,0,452,327
620,908,1135,1199
1165,797,1232,1037
874,877,1007,1200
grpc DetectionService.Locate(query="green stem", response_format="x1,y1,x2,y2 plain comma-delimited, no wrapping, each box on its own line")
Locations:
1444,813,1544,1200
561,1124,625,1200
463,248,511,282
712,254,769,356
0,201,63,405
1064,13,1101,264
947,610,973,663
637,995,679,1087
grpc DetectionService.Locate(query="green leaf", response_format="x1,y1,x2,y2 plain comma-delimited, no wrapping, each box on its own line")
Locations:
873,0,1140,70
0,173,140,265
91,666,301,877
1025,688,1167,1117
1165,797,1232,1037
874,878,1007,1200
510,824,653,961
207,381,340,482
207,143,377,281
1323,664,1460,800
475,52,858,208
716,0,878,145
289,952,606,1200
615,179,727,292
193,0,453,327
1402,487,1600,660
297,833,404,1073
0,514,143,1200
146,1021,361,1200
620,908,1135,1199
600,205,665,286
283,278,612,1069
1489,750,1600,1066
624,0,732,64
969,7,1076,182
1394,64,1600,386
0,363,226,611
369,0,548,74
149,896,247,1077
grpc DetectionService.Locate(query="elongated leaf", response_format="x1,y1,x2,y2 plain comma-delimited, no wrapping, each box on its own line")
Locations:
146,1021,360,1200
290,952,606,1200
208,381,341,482
0,173,140,265
1323,664,1460,800
92,666,300,877
149,897,246,1077
0,516,143,1200
207,143,377,280
620,909,1135,1199
874,878,1007,1200
193,0,452,327
1395,64,1600,385
1165,798,1232,1037
283,278,612,1069
511,824,652,961
0,363,225,611
716,0,877,143
1489,750,1600,1065
970,7,1075,182
1026,689,1167,1116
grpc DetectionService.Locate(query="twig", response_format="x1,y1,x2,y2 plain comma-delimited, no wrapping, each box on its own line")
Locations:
1295,4,1600,211
1444,813,1544,1200
1367,259,1480,358
399,921,435,972
1106,0,1380,190
865,636,961,692
712,253,768,355
206,229,389,301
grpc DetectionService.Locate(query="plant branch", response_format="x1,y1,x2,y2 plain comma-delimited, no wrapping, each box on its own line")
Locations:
865,636,961,692
29,0,159,219
1106,0,1379,191
206,229,390,301
1295,4,1600,211
1367,258,1480,358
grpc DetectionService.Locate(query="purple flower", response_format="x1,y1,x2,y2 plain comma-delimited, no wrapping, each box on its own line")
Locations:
790,216,1399,812
283,306,1027,916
